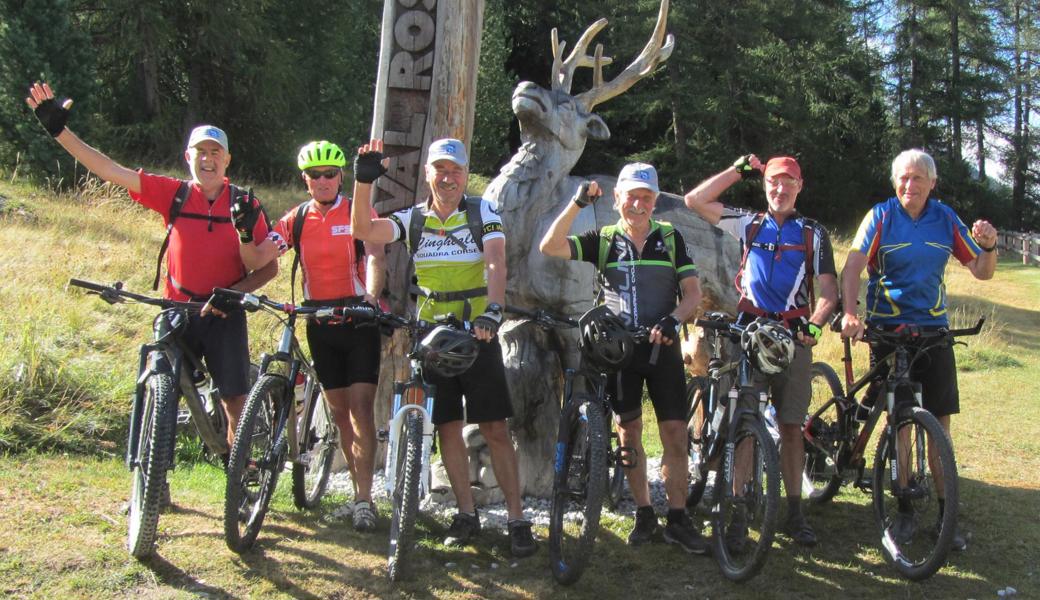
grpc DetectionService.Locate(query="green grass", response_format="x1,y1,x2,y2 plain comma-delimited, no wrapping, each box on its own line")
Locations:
0,176,1038,598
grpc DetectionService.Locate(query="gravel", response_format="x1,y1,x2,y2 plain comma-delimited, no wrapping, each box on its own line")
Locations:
325,457,676,531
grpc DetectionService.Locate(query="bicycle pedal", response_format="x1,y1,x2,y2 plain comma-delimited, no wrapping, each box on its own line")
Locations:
176,408,191,426
377,429,389,442
615,445,638,469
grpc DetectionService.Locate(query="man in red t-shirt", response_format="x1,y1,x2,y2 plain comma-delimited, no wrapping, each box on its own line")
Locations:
26,82,278,450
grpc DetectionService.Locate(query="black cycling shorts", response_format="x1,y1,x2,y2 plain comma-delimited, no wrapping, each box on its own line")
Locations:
868,334,960,417
306,320,381,390
606,341,688,423
427,337,513,425
182,310,250,398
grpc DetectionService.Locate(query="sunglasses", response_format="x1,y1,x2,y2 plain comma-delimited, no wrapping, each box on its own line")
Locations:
305,169,340,180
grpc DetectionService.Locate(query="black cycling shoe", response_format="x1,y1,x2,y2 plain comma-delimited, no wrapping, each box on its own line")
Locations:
627,506,658,546
783,513,818,547
934,515,968,551
662,512,710,555
725,505,750,555
443,511,481,546
508,519,537,558
889,511,916,545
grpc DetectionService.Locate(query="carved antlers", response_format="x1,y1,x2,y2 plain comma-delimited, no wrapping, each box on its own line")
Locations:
550,0,674,111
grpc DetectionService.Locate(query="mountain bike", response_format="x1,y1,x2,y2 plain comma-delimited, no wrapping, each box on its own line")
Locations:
683,313,781,582
508,305,645,586
211,289,339,553
68,279,231,559
801,314,982,580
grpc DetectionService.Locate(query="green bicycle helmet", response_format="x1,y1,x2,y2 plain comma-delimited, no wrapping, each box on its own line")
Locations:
297,140,346,170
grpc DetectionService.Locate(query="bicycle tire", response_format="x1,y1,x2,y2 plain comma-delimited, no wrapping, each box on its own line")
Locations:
710,415,781,582
291,379,336,510
603,409,625,510
223,375,285,553
686,376,711,509
388,410,423,581
871,406,958,581
803,362,846,505
127,372,177,559
548,395,607,585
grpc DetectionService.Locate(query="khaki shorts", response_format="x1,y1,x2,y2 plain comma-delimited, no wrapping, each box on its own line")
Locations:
736,342,812,425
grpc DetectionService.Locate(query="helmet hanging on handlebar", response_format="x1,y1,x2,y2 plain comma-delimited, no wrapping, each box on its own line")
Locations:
741,318,796,375
418,325,479,378
578,305,634,371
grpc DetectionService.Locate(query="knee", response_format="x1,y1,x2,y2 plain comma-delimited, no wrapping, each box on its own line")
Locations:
478,421,511,446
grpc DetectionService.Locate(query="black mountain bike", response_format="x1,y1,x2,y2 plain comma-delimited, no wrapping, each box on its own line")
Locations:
68,279,231,558
509,305,644,586
684,313,781,582
212,289,339,553
802,314,982,580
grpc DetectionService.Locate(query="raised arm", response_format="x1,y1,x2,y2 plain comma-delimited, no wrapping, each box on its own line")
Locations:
967,219,998,280
350,139,396,244
25,82,141,193
364,241,387,305
540,181,600,258
683,155,761,226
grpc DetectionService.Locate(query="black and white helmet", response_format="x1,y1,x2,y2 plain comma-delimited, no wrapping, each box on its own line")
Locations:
418,325,478,377
741,318,796,375
578,305,634,371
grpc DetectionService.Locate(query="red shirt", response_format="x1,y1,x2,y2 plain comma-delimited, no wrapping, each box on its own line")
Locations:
274,195,376,301
130,172,270,300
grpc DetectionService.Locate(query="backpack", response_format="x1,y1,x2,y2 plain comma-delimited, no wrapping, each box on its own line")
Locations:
152,181,249,295
735,212,818,311
288,199,366,305
406,195,486,257
596,221,679,273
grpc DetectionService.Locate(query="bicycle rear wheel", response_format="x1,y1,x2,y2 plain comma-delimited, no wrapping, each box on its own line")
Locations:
603,408,625,510
224,375,285,553
548,395,606,585
388,410,423,581
803,362,846,505
710,415,781,582
127,372,177,559
872,406,957,581
292,379,336,510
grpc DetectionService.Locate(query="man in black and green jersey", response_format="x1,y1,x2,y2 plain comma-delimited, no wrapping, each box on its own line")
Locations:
350,137,535,558
540,163,709,555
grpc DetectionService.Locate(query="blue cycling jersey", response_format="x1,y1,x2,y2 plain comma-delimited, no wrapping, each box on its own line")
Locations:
852,197,981,326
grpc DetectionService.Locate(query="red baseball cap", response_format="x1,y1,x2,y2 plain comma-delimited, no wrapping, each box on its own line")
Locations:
763,156,802,180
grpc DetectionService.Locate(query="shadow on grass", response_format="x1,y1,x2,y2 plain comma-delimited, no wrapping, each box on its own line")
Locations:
947,292,1040,353
144,553,241,600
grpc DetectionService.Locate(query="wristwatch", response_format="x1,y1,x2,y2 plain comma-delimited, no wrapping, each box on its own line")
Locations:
486,303,503,314
979,243,996,253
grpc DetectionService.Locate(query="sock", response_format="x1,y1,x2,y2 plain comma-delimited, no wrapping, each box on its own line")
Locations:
667,508,686,525
787,496,802,518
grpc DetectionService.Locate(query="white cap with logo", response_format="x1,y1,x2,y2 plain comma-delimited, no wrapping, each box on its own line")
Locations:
187,125,229,152
616,162,659,194
426,138,468,167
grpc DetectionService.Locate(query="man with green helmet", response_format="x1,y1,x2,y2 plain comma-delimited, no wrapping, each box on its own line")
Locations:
350,137,537,558
243,140,386,532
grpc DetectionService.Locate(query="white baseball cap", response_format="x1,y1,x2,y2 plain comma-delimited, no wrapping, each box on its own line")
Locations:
187,125,229,152
426,138,468,167
616,162,659,194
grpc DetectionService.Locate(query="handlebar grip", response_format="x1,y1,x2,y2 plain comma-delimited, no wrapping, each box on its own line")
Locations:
68,278,109,293
211,287,242,298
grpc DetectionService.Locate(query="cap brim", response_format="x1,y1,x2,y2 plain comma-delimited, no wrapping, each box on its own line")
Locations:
427,154,467,167
616,181,659,194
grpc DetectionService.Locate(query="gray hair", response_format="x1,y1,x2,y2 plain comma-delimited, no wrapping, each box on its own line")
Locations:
891,149,937,185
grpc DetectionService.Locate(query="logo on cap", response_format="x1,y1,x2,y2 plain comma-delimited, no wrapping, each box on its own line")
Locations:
426,138,468,167
616,162,660,194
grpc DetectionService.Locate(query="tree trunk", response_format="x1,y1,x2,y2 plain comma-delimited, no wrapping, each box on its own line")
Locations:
950,0,962,161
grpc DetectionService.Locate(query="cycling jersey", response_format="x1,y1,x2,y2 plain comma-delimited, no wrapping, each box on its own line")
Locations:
717,207,836,320
130,172,270,301
569,220,698,328
274,195,375,301
853,196,981,327
387,197,504,321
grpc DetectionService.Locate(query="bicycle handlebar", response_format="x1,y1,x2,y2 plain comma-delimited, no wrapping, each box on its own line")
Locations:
863,317,985,344
505,305,579,328
68,278,205,311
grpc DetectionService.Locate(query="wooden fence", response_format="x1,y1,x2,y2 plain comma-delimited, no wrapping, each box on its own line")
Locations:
997,231,1040,266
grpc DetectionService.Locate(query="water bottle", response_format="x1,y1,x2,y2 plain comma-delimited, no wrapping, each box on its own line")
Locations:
293,371,307,414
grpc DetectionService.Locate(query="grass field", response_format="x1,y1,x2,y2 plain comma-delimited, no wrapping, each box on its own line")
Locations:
0,174,1037,598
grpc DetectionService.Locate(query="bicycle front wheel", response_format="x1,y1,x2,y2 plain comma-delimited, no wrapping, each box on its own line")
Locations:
127,372,177,559
872,407,958,581
223,375,285,553
548,395,607,585
388,410,423,581
292,379,336,510
803,362,846,505
686,376,711,509
603,408,625,510
710,416,781,582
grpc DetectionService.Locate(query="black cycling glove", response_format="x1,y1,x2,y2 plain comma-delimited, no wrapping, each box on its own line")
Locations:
654,314,680,343
354,151,388,184
205,292,242,314
34,97,70,137
573,181,596,208
473,306,503,337
230,189,260,243
733,155,759,180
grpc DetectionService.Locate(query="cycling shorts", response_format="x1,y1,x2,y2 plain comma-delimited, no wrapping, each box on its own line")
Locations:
607,341,688,423
428,337,513,425
183,310,251,398
305,320,381,390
